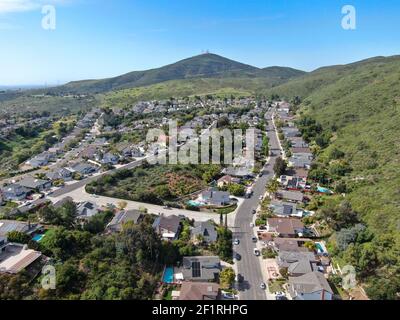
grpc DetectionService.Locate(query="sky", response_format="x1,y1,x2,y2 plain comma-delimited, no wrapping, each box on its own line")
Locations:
0,0,400,86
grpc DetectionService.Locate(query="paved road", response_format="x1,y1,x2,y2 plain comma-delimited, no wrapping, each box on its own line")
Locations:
233,109,281,300
49,186,223,223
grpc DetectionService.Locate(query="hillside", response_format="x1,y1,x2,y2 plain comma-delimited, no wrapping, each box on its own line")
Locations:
266,55,400,299
51,53,305,94
101,77,284,109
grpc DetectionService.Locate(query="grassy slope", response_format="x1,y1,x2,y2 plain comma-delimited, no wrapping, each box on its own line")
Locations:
266,56,400,295
0,94,97,116
101,77,279,108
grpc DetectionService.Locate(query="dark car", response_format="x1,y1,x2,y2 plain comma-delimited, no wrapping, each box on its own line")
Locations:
252,236,258,243
235,253,242,261
252,209,257,214
259,225,267,230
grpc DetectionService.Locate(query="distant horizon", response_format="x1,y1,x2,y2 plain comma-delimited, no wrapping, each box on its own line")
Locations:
1,51,399,88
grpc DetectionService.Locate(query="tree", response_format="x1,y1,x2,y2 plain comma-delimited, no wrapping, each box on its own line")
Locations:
117,201,128,211
228,183,245,197
220,267,235,289
6,231,30,244
273,157,287,176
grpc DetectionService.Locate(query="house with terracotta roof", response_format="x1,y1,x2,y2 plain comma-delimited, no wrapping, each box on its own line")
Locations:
266,218,305,238
177,282,220,300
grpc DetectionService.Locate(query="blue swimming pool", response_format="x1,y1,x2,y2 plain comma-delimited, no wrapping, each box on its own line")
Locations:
317,186,332,194
163,267,174,283
32,234,45,242
316,242,325,253
187,200,202,207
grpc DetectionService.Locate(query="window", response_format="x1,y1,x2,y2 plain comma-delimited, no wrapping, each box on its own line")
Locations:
192,261,201,278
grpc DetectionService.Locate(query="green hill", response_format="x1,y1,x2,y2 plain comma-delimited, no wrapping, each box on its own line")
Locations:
51,53,305,94
101,77,287,109
266,55,400,299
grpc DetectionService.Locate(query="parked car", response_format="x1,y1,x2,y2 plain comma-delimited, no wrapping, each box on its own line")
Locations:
222,291,236,300
235,253,242,261
252,209,257,214
259,225,267,230
259,195,264,200
260,282,266,290
233,239,240,245
235,274,244,283
250,222,254,228
252,236,258,243
254,248,260,256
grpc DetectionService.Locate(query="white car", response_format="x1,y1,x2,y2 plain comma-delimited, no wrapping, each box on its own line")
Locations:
259,195,264,200
250,222,254,228
233,239,240,245
222,291,236,300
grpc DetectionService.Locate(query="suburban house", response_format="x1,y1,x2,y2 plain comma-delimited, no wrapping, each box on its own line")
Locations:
177,282,220,300
17,177,52,192
53,197,74,209
46,168,73,181
266,218,305,238
121,146,144,158
69,162,98,175
277,251,319,276
0,243,42,274
106,210,144,233
275,190,304,203
100,153,119,165
0,184,28,201
278,175,307,190
288,271,334,300
269,200,297,217
291,147,312,154
288,154,313,170
217,175,241,188
273,238,312,252
222,166,254,179
25,152,54,168
76,201,100,221
288,137,309,148
0,220,43,239
282,127,301,138
191,220,218,244
181,256,221,282
198,188,231,206
152,214,182,240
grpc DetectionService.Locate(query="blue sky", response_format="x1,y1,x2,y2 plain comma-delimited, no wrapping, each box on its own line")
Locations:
1,0,400,85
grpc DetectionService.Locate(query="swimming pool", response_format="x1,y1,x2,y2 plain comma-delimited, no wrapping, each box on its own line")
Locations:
163,267,174,284
317,186,332,194
32,234,45,242
316,242,327,254
187,200,202,207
